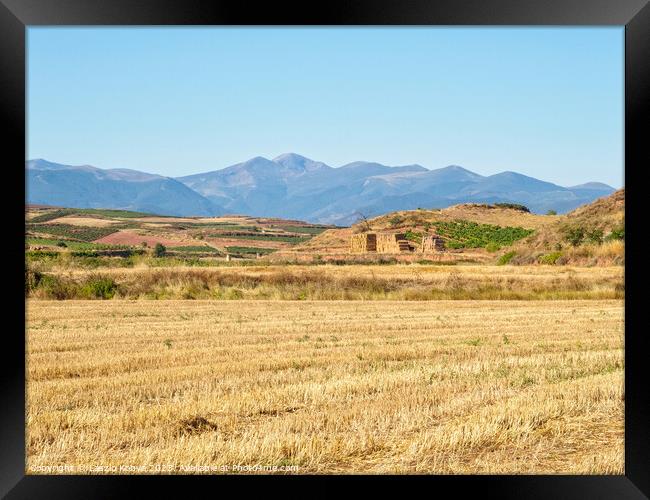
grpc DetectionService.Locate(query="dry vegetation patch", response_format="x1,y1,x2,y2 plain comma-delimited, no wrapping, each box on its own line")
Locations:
27,265,623,301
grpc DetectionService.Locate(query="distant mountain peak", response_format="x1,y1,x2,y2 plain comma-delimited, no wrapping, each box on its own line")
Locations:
273,152,330,173
28,157,616,224
569,182,616,191
245,156,273,164
273,152,311,162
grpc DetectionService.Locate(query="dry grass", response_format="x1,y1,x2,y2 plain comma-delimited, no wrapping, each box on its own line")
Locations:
368,204,557,231
26,299,623,474
27,264,624,301
510,190,625,266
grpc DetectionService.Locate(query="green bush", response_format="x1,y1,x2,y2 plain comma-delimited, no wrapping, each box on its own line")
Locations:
546,210,557,215
493,203,530,212
485,242,501,252
404,230,422,244
80,276,118,299
605,226,625,241
497,251,516,265
34,274,74,299
153,243,166,257
563,226,585,247
538,252,562,265
586,229,604,245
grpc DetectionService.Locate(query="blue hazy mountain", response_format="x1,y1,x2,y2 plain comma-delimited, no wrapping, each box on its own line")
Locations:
27,154,616,225
26,159,221,217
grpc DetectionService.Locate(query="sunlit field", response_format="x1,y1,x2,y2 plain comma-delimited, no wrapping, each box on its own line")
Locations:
27,299,624,474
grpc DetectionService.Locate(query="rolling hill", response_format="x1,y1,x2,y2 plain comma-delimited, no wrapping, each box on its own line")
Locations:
286,189,624,265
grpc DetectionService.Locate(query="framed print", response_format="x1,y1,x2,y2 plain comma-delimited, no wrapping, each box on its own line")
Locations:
1,0,648,497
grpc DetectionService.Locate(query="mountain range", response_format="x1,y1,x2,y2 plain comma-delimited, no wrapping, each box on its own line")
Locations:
26,154,616,225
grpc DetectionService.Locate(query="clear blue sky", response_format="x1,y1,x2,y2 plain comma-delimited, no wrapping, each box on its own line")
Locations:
27,27,623,187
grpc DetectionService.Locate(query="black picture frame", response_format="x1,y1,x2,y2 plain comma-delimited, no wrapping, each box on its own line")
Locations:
2,0,648,497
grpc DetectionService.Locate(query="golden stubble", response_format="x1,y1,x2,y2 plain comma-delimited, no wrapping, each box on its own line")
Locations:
26,299,623,474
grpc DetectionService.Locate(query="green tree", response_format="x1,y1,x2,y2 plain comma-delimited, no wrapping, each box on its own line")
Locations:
153,243,166,257
546,209,557,215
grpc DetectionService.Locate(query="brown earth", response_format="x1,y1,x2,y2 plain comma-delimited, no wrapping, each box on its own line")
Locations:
94,230,196,248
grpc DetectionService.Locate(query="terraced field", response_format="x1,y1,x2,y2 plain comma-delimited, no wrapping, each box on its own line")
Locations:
25,206,331,259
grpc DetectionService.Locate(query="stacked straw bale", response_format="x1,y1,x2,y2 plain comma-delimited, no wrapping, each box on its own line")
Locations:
350,233,377,253
421,234,445,253
376,233,405,253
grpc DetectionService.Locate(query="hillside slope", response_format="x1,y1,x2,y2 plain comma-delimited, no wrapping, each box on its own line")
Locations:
508,189,624,265
289,202,553,257
287,191,624,266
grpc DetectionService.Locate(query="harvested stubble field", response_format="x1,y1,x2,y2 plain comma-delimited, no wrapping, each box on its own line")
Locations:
27,299,623,474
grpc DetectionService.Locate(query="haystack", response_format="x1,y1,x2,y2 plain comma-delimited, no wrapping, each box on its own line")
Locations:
376,233,413,253
350,233,377,253
421,234,445,252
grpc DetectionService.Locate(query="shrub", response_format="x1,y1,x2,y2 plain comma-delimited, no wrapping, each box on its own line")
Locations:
493,203,530,212
153,243,166,257
605,226,625,241
56,241,68,248
546,210,557,215
538,252,562,265
25,268,42,296
389,216,403,227
404,230,422,244
485,242,500,252
586,229,604,245
80,276,118,299
563,227,585,247
35,274,73,299
497,251,516,265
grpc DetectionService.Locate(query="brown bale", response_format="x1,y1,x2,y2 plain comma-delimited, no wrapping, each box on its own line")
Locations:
376,233,405,253
421,234,445,253
350,233,377,253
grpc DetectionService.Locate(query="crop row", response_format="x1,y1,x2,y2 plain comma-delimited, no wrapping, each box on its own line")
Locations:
429,220,534,249
27,223,119,242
